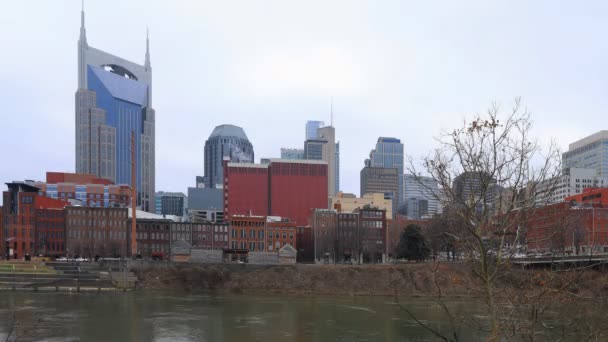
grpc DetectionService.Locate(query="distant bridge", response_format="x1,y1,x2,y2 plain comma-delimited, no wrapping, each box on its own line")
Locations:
510,254,608,267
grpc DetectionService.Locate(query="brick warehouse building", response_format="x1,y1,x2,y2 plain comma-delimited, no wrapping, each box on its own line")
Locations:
311,208,388,263
65,206,128,258
35,208,66,257
228,215,297,253
169,222,230,251
224,159,328,226
136,218,172,258
520,201,608,255
2,182,69,259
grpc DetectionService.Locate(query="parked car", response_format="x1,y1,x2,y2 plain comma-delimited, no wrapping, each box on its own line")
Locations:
56,257,68,262
75,257,89,262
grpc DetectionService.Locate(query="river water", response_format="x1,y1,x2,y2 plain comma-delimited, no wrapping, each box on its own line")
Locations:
0,291,488,341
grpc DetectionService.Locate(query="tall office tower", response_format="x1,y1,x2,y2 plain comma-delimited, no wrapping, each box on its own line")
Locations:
335,142,340,194
403,174,442,219
306,120,325,140
368,138,404,206
360,163,399,218
75,7,155,212
280,148,305,160
304,126,336,197
203,124,254,189
563,131,608,177
452,171,497,208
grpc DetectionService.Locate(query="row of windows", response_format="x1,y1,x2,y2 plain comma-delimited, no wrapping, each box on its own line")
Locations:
68,230,126,240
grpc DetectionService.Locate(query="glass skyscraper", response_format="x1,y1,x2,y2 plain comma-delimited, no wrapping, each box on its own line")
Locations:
75,7,155,212
280,148,305,160
369,137,404,206
306,121,325,140
203,124,254,189
563,131,608,177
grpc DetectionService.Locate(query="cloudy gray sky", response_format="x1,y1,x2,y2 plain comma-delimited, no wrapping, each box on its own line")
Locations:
1,1,607,203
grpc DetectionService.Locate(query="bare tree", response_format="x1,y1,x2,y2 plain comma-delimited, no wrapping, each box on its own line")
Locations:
399,99,608,340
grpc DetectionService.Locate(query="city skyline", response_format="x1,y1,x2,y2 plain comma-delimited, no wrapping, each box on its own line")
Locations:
2,1,608,204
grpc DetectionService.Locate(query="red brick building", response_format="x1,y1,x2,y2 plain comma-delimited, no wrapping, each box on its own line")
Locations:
228,215,297,253
35,172,131,208
35,208,66,257
518,201,608,255
566,187,608,206
224,159,328,226
65,206,128,258
229,215,266,251
266,218,297,252
2,182,68,259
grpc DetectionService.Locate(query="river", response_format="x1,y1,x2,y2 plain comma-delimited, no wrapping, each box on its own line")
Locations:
0,291,487,341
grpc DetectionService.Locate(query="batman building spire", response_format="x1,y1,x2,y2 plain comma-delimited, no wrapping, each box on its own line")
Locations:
74,7,156,213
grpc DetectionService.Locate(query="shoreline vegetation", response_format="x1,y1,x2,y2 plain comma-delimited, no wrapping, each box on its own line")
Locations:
132,262,608,299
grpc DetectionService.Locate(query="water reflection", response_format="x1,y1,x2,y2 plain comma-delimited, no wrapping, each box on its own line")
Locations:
0,291,483,341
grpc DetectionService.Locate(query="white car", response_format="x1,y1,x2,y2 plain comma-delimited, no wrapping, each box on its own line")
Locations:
56,257,68,262
75,257,89,262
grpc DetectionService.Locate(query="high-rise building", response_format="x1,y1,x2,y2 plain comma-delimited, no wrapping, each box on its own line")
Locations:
75,7,155,212
203,124,254,189
368,137,404,206
563,131,608,177
280,148,305,160
452,172,497,209
535,167,608,205
304,126,337,197
335,142,340,194
403,174,442,219
224,159,328,226
155,192,188,217
305,120,325,140
360,164,399,218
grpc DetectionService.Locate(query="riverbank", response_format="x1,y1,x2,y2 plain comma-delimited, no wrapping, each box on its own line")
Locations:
132,262,608,297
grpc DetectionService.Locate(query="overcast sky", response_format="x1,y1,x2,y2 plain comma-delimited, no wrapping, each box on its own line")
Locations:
1,1,607,204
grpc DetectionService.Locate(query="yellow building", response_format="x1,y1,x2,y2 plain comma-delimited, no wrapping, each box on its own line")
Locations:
328,192,393,218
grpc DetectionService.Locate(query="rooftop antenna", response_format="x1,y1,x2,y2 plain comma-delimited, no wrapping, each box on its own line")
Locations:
330,96,334,127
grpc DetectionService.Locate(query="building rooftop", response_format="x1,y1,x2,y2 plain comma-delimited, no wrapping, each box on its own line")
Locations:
569,131,608,151
209,124,249,140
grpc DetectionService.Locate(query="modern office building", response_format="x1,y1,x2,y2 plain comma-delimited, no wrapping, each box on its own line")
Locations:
280,148,305,160
360,164,399,218
304,126,337,197
306,120,325,140
33,172,131,208
535,167,608,205
563,131,608,177
452,171,498,209
75,7,155,212
224,159,328,226
403,174,442,219
155,192,188,217
203,124,254,189
368,137,404,206
187,187,224,223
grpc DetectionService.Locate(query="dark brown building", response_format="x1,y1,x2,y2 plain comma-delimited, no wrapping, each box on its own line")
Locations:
65,206,128,258
296,226,314,263
170,222,230,251
136,218,172,258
